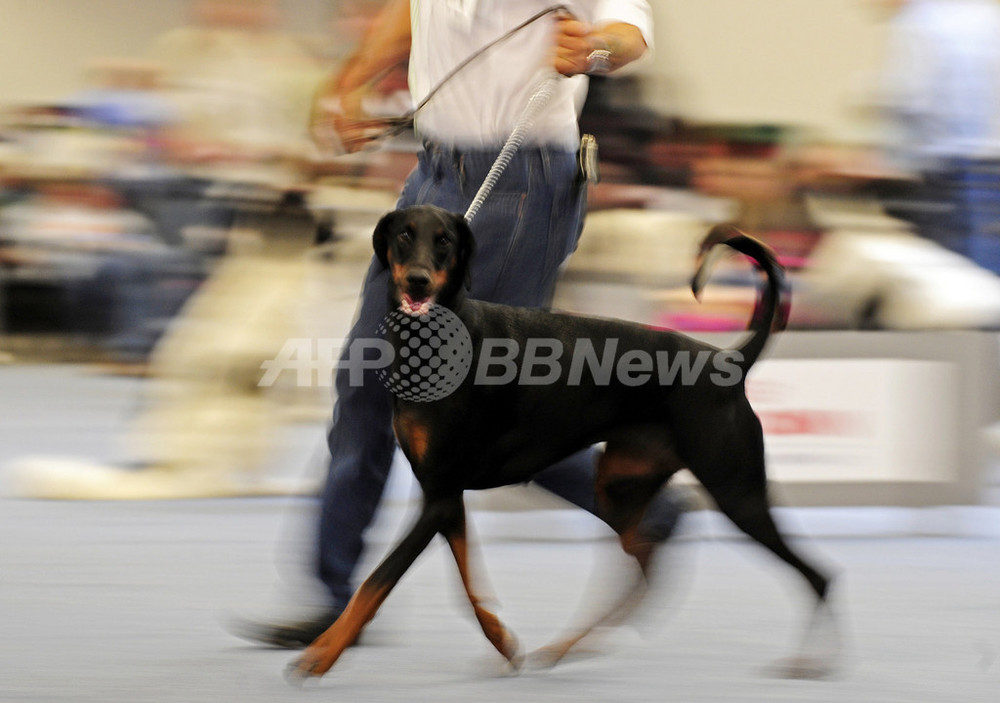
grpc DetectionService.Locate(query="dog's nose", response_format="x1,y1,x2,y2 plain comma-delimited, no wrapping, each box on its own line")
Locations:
406,271,432,294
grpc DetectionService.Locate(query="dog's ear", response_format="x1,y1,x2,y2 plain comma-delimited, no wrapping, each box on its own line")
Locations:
372,210,399,268
450,213,476,290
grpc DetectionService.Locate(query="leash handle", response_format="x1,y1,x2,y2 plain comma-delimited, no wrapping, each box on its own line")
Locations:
464,72,563,225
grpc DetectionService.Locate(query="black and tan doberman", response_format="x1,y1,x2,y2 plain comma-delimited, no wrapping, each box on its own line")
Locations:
289,204,836,681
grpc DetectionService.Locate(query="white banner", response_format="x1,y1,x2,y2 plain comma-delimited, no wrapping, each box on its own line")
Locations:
747,359,959,482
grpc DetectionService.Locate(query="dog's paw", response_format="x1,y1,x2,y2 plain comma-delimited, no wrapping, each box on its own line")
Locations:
766,655,836,680
506,646,525,674
283,658,317,687
284,649,336,685
524,641,603,671
525,644,567,670
499,627,523,665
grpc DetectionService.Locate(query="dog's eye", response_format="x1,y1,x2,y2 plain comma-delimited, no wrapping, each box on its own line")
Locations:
435,235,451,250
397,230,413,245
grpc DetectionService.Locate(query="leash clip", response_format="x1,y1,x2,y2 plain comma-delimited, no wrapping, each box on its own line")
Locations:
578,133,601,184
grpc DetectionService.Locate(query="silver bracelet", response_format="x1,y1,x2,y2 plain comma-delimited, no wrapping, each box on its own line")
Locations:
586,48,613,75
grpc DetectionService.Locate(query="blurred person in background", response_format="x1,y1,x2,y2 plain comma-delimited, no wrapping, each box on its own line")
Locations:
0,179,163,344
233,0,688,649
69,59,177,180
9,0,323,499
64,58,233,251
0,90,202,360
148,0,321,186
868,0,1000,273
63,60,209,364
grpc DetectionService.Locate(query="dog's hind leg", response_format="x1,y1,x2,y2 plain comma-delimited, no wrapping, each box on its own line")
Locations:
711,486,840,678
531,437,674,668
442,500,522,669
287,495,458,681
689,430,839,678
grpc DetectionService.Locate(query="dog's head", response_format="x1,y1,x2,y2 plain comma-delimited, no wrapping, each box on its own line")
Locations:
373,205,475,315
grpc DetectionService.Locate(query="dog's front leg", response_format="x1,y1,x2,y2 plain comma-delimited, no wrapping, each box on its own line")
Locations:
287,497,450,681
441,498,522,670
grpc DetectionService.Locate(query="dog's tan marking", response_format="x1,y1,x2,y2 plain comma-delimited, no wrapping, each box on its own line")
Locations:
431,269,448,291
395,413,431,464
294,580,390,676
446,532,521,665
391,262,408,288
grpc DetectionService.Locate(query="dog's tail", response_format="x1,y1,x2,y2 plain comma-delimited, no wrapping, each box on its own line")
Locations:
691,224,790,373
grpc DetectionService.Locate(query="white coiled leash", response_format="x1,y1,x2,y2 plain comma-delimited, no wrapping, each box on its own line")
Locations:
463,71,563,225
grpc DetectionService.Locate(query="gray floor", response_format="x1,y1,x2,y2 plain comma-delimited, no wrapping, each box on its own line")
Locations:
1,497,999,702
2,365,1000,702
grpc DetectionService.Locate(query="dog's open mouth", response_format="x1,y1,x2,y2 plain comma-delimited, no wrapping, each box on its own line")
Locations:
400,294,434,316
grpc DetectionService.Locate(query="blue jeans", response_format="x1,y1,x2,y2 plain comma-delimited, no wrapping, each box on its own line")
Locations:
316,143,595,606
886,158,1000,274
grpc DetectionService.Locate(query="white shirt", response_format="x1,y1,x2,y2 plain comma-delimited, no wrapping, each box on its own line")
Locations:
408,0,653,149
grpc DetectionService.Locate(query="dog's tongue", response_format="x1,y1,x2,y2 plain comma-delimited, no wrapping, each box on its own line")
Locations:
401,294,432,316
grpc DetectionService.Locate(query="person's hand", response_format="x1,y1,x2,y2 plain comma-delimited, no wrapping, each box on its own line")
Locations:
552,17,648,78
309,88,376,154
551,16,598,76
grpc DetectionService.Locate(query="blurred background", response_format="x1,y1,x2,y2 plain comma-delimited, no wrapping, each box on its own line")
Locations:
2,0,999,508
2,2,1000,700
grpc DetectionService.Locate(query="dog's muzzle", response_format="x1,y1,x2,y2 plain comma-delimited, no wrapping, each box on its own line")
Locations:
399,271,435,316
